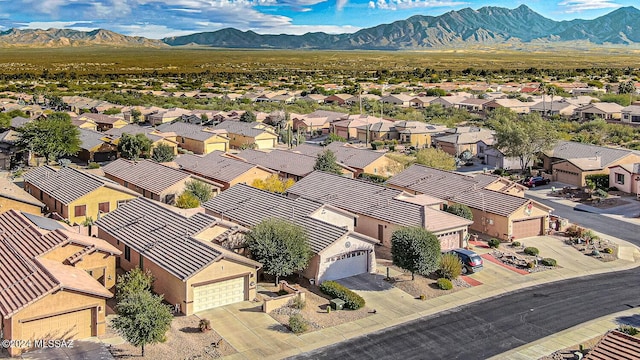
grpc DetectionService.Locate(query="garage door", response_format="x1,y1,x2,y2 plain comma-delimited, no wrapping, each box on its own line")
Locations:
254,138,275,150
21,308,93,340
555,169,580,186
438,232,460,251
512,218,543,239
193,277,246,313
322,250,369,282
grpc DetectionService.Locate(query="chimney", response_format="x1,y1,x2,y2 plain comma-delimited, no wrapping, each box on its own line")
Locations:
421,206,427,229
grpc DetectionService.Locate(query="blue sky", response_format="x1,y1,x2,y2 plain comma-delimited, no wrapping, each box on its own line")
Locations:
0,0,636,39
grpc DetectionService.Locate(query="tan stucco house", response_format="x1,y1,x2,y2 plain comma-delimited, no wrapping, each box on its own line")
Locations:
213,121,278,150
609,163,640,199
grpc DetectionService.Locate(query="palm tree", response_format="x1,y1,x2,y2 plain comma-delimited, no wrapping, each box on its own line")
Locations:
538,82,547,117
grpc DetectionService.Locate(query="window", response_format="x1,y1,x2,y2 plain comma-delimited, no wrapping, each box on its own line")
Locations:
616,173,625,185
123,181,129,188
74,205,86,217
354,217,358,227
124,245,131,261
99,202,110,214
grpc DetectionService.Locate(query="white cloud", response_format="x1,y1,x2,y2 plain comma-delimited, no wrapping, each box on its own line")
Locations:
370,0,466,10
336,0,348,10
112,24,197,38
558,0,621,13
255,24,361,34
19,21,96,31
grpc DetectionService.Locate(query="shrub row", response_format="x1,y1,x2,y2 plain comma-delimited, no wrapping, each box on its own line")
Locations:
319,281,365,310
524,247,540,256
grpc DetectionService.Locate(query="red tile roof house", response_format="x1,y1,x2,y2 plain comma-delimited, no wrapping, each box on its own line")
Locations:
102,158,221,205
388,165,553,241
203,184,379,283
584,330,640,360
0,210,120,356
286,171,472,255
96,197,262,315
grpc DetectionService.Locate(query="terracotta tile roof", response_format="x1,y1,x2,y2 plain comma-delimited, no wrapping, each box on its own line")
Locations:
0,210,114,319
102,158,191,194
202,184,350,254
585,330,640,360
287,171,471,231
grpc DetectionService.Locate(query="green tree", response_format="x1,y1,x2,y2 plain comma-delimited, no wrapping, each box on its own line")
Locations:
118,133,152,160
151,144,175,162
130,109,142,123
425,88,447,96
618,80,636,95
445,203,473,220
176,191,200,209
116,267,154,302
103,107,121,115
0,109,27,130
415,148,456,170
313,149,343,174
246,218,311,284
111,290,173,356
185,179,214,203
391,226,441,280
16,112,80,164
240,110,257,123
324,133,346,145
489,110,559,172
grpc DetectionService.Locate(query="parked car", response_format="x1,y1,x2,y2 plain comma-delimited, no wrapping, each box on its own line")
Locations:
522,176,551,187
447,248,483,274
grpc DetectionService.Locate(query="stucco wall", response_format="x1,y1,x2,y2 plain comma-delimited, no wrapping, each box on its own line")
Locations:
309,207,355,231
43,244,117,290
70,187,137,225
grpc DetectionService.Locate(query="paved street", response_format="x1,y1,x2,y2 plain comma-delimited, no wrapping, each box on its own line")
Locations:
291,269,640,360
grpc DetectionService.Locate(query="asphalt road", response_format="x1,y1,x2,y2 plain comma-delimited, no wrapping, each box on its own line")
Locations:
525,195,639,243
291,269,640,360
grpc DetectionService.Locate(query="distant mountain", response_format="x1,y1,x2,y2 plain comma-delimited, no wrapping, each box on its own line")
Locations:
0,28,165,47
163,5,640,49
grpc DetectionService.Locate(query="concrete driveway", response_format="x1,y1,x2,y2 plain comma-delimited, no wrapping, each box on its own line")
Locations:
20,339,113,360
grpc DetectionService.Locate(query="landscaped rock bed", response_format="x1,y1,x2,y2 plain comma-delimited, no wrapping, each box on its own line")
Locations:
568,240,618,262
386,264,470,299
490,245,559,273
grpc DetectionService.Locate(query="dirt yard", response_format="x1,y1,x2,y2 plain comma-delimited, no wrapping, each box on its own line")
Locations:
103,314,236,360
384,263,471,299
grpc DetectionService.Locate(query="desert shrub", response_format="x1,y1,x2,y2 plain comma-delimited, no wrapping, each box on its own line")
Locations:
487,238,501,248
439,253,462,280
370,141,384,150
87,162,100,169
603,248,614,254
527,262,535,269
289,314,308,334
511,241,521,247
319,281,365,310
565,225,585,238
199,319,211,332
618,325,640,336
540,258,557,267
291,296,306,310
524,247,539,256
608,186,619,192
437,278,453,290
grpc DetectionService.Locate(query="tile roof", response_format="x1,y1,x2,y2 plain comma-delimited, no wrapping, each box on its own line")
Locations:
0,210,114,318
202,184,348,254
175,151,268,183
287,171,471,230
79,113,125,125
23,166,126,205
304,110,349,122
578,102,624,113
387,165,540,216
156,122,227,141
104,124,165,142
0,176,44,208
0,129,20,144
546,141,634,169
584,330,640,360
10,116,31,128
434,130,494,145
237,149,316,177
102,158,191,194
78,128,109,150
96,197,233,280
324,142,387,170
36,258,113,298
214,121,276,138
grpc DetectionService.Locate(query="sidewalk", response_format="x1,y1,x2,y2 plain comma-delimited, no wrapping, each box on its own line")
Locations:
204,235,640,360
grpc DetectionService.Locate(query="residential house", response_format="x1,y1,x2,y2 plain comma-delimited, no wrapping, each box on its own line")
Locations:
388,165,552,241
77,129,118,163
331,117,369,140
96,197,261,315
291,114,331,135
0,176,44,215
0,129,20,169
294,142,400,177
287,171,472,251
102,158,219,204
482,147,522,170
156,122,229,154
323,94,353,106
105,124,179,156
541,141,640,187
574,102,624,121
203,184,378,283
570,87,605,96
121,106,163,123
174,151,274,190
431,95,472,109
409,96,437,108
71,117,98,131
299,93,327,103
147,108,192,125
621,105,640,124
564,96,599,107
456,98,492,113
9,116,32,129
394,121,448,148
484,98,533,113
0,210,120,356
433,128,495,157
529,100,578,117
380,94,413,107
213,121,278,150
77,113,128,132
609,163,640,199
23,166,139,224
355,120,398,142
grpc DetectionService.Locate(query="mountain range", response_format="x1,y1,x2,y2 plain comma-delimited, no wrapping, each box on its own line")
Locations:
2,5,640,49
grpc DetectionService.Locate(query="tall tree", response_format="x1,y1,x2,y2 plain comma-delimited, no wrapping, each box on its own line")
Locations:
618,80,636,95
313,149,343,174
246,218,310,285
445,203,473,221
184,179,214,203
151,144,176,162
488,109,559,172
415,148,456,171
240,110,257,123
16,112,80,164
116,267,154,302
130,109,142,123
391,227,441,280
251,174,295,194
111,290,173,356
118,133,152,160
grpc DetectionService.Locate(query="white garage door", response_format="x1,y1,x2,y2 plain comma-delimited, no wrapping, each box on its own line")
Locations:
322,250,368,282
21,308,93,340
438,232,460,251
193,277,246,313
254,138,275,150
